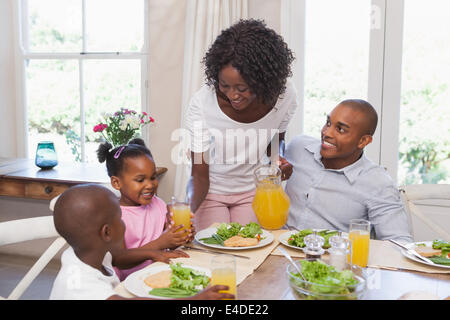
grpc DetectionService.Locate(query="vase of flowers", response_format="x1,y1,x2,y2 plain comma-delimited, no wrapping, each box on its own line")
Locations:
93,108,154,148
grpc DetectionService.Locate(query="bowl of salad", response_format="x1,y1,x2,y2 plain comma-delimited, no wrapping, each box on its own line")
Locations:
286,259,367,300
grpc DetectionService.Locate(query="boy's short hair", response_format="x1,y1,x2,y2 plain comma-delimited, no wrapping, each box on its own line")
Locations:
53,184,118,248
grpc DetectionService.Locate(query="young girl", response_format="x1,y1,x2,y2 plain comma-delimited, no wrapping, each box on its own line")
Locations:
97,138,193,280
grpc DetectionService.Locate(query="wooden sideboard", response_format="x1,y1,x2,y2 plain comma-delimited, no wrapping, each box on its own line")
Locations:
0,157,167,200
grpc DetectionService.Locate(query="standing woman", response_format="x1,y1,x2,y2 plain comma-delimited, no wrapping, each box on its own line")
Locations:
185,19,298,230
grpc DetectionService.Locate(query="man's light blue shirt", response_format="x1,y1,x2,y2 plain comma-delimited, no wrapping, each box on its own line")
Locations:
285,135,413,243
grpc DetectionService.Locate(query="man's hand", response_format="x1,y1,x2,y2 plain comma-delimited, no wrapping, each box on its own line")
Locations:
278,156,293,181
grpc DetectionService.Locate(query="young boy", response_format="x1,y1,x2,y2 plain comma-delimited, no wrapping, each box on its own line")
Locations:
285,99,412,243
50,183,233,300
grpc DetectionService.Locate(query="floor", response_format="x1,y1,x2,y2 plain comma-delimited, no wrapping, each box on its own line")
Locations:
0,253,60,300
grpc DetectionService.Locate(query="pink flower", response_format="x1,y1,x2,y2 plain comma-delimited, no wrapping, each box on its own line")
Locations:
149,116,155,123
142,111,147,116
93,123,107,133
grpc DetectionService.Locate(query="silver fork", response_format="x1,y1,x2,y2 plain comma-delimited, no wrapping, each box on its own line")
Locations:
181,245,251,260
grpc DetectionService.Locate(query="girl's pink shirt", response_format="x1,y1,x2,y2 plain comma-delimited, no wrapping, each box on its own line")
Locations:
114,196,167,281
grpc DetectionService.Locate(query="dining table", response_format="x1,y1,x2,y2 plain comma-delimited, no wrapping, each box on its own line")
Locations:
114,227,450,300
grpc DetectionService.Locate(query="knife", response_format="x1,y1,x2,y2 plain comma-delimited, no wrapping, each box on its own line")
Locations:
181,245,251,260
388,239,435,265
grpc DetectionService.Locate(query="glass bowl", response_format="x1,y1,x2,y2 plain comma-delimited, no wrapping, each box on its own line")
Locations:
286,259,367,300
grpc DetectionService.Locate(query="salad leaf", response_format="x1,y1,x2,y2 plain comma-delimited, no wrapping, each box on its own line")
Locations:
200,222,263,245
289,260,359,298
216,222,242,239
432,239,450,250
148,263,210,298
288,229,339,249
238,222,263,238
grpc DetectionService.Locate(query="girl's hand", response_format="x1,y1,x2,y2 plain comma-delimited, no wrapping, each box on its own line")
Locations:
278,156,293,181
165,205,196,243
159,224,191,248
151,249,189,264
187,212,196,243
165,204,174,230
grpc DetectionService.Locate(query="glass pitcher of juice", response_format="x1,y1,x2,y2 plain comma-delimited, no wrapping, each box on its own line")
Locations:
251,165,290,230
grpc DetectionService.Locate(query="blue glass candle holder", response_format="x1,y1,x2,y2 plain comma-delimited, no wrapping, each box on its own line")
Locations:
35,141,58,169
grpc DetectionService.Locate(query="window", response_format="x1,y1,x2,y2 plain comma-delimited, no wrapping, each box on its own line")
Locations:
398,0,450,185
303,0,371,139
19,0,148,163
284,0,450,185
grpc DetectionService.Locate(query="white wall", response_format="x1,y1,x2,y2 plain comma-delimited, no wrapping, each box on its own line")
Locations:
0,0,17,158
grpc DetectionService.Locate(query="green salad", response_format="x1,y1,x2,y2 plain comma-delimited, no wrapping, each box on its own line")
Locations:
428,239,450,266
199,222,263,246
288,229,340,249
148,263,210,298
288,260,361,300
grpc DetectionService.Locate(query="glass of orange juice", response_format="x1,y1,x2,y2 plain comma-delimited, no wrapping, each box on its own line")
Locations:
348,219,370,268
171,196,191,234
211,254,236,300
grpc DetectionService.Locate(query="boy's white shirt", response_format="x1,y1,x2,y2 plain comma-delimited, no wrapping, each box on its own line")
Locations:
50,247,120,300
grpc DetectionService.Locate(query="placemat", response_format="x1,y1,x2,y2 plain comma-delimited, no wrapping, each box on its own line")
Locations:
270,230,450,274
367,239,450,274
115,225,281,298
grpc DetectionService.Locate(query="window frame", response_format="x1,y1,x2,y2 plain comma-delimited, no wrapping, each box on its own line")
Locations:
14,0,150,162
282,0,405,184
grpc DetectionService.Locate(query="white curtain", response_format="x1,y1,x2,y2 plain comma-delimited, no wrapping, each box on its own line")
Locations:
280,0,305,143
173,0,248,201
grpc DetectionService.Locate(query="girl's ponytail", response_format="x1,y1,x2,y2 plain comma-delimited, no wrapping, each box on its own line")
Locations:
97,141,113,163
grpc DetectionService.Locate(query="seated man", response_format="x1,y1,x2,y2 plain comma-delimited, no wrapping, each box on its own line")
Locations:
285,99,413,243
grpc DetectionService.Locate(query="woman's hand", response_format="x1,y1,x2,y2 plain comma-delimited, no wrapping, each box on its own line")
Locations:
278,155,293,181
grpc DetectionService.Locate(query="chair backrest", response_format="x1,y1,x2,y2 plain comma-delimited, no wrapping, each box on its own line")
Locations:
400,184,450,242
0,216,66,300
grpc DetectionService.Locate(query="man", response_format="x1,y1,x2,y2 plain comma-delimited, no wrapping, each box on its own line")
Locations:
285,99,413,243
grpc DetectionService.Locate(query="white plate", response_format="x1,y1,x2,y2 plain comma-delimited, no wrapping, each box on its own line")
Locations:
195,227,274,250
278,229,346,252
400,241,450,269
123,264,211,298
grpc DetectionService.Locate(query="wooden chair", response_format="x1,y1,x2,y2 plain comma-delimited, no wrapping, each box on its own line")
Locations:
399,184,450,242
0,216,66,300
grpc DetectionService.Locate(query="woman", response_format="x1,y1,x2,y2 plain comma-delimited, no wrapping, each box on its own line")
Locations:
185,19,298,230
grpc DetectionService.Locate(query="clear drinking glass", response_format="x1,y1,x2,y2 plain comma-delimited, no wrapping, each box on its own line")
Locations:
170,196,191,234
211,254,236,300
348,219,370,267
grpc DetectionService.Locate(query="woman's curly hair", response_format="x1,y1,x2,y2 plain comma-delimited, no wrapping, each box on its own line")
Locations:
203,19,295,107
